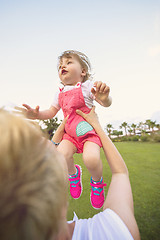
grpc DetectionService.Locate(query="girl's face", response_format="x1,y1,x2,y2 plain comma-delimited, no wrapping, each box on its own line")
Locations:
58,56,86,86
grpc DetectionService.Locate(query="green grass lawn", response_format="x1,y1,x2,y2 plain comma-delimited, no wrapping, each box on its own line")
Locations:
67,142,160,240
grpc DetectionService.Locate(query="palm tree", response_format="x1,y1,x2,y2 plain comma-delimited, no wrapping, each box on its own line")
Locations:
137,121,144,135
128,128,133,136
156,124,160,131
131,123,137,135
145,119,156,133
120,122,128,136
141,129,147,136
106,124,113,138
145,119,152,132
137,121,144,129
150,121,156,133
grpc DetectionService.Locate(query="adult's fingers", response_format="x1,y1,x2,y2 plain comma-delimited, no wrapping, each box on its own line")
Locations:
90,105,96,113
76,109,87,119
76,106,96,120
62,115,69,125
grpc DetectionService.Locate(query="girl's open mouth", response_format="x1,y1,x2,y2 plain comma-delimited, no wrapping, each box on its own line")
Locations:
62,69,68,75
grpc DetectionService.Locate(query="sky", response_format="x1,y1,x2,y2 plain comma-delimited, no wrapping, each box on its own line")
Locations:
0,0,160,129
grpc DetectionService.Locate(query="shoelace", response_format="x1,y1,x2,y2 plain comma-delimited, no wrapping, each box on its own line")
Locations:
70,179,79,187
69,172,80,187
90,182,106,195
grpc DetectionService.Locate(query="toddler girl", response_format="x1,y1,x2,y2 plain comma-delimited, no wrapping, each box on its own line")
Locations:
22,50,112,209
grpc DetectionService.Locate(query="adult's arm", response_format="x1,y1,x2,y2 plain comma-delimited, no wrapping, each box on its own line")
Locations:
76,107,140,240
51,116,68,144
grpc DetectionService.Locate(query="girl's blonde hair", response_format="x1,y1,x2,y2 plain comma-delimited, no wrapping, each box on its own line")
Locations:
58,50,92,82
0,109,68,240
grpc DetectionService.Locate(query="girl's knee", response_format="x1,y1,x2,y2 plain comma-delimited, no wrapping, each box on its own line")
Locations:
57,141,76,161
83,154,101,169
62,149,73,162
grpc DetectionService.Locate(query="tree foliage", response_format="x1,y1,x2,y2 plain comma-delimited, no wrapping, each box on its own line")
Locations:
106,124,113,138
39,117,61,139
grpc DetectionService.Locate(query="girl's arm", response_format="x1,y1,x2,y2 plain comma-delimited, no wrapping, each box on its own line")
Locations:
22,104,58,120
76,107,140,240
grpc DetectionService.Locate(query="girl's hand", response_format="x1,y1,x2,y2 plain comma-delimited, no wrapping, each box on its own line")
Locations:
22,104,40,119
91,81,111,106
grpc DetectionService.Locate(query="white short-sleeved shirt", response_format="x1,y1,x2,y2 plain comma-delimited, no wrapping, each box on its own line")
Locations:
52,80,95,110
68,208,134,240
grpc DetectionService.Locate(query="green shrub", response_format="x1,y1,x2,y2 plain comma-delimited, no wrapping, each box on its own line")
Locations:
111,138,116,142
132,136,139,141
120,136,128,141
140,135,150,142
152,132,160,142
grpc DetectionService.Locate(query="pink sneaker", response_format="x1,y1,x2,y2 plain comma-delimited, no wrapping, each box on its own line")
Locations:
90,177,106,209
69,165,82,199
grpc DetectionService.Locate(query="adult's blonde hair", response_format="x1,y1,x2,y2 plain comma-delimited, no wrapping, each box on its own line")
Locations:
0,109,67,240
58,50,92,82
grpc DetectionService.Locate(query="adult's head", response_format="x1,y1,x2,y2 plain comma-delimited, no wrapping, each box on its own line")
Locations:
0,109,68,240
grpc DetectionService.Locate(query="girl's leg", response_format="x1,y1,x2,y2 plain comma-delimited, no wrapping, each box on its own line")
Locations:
58,139,82,199
83,141,103,181
83,141,106,209
57,139,77,175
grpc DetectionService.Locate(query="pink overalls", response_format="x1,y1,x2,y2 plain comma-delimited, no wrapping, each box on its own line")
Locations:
58,83,102,153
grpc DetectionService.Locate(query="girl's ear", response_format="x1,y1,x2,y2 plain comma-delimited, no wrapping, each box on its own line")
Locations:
81,68,86,77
